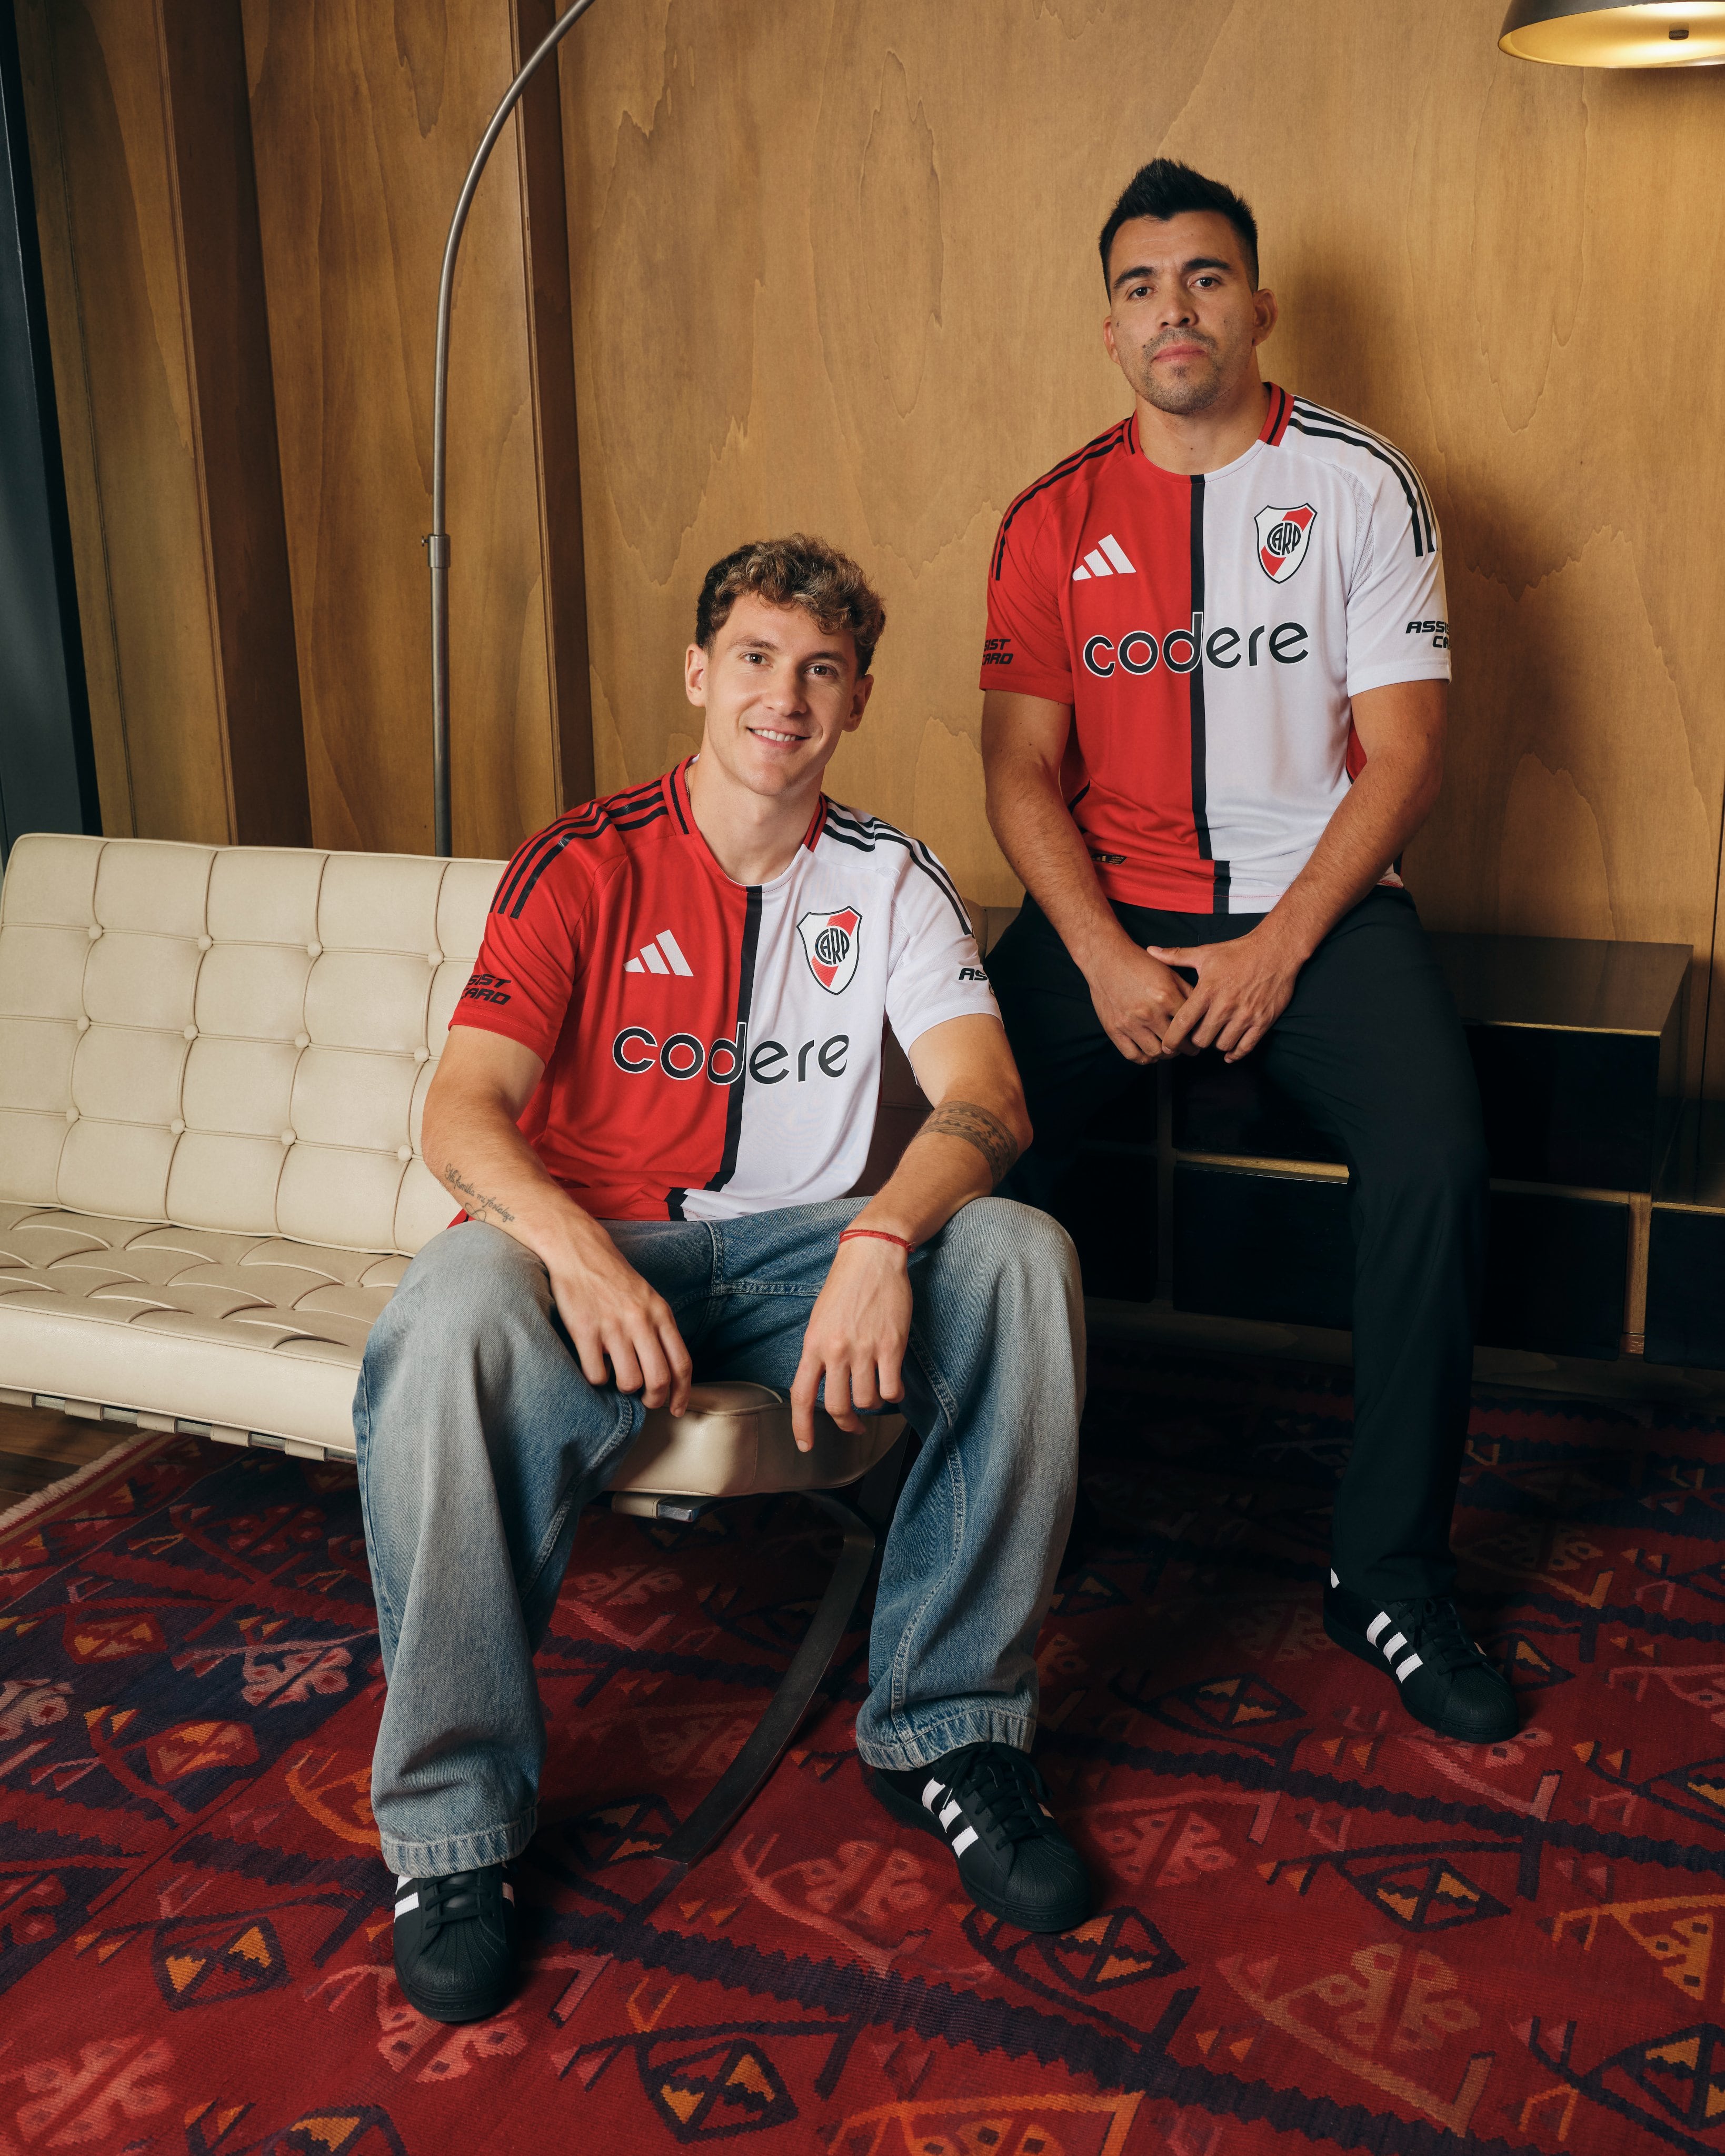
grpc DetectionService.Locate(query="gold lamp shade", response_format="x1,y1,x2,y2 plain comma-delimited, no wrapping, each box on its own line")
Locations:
1500,0,1725,63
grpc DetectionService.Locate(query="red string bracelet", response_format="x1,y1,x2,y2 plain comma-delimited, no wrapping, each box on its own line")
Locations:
837,1228,915,1255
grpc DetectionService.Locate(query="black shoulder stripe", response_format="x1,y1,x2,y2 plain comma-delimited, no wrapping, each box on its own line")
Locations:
492,811,591,915
503,801,660,918
992,421,1131,580
998,418,1129,523
823,804,970,931
1291,396,1432,516
507,826,585,918
1286,414,1427,558
1292,396,1433,521
905,847,972,935
830,820,970,933
609,802,670,833
906,833,969,923
1290,400,1436,553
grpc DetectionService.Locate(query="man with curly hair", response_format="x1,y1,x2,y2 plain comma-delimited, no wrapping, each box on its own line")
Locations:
360,534,1092,2023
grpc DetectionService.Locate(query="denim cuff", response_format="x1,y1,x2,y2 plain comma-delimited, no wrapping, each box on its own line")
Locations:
853,1706,1036,1773
378,1805,536,1879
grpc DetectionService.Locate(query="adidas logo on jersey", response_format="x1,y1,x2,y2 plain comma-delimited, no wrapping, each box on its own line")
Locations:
624,930,693,977
1071,534,1136,582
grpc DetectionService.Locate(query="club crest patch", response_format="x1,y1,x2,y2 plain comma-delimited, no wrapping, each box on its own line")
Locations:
1254,503,1317,583
796,906,862,994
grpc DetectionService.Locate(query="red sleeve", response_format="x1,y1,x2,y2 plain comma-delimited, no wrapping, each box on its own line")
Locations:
450,840,592,1063
980,496,1074,702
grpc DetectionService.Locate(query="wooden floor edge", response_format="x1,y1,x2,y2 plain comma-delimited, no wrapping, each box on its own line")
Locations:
0,1430,170,1535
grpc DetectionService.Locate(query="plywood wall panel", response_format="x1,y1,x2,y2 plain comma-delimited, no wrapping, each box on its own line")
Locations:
559,0,1725,1089
16,0,311,848
241,0,568,859
13,0,131,835
16,0,232,844
158,0,310,847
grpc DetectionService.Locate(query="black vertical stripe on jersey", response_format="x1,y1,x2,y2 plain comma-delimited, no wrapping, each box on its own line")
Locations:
1187,476,1221,912
703,884,762,1194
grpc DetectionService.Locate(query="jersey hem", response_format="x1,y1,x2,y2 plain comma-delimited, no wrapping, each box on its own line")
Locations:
1346,660,1452,698
978,663,1074,703
447,1002,556,1062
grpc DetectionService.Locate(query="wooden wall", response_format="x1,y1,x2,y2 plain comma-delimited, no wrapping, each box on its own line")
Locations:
20,0,1725,1083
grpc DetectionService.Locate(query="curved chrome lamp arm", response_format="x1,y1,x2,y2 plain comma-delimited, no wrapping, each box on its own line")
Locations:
428,0,602,859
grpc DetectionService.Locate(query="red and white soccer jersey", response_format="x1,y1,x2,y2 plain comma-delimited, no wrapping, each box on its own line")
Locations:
981,386,1450,913
451,761,998,1221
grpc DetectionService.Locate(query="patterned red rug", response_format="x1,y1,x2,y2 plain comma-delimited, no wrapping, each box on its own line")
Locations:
3,1346,1722,2154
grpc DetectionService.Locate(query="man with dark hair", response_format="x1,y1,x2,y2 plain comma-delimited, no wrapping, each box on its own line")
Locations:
981,161,1514,1747
360,533,1092,2024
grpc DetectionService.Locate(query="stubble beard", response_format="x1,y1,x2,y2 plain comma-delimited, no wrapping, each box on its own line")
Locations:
1134,346,1228,417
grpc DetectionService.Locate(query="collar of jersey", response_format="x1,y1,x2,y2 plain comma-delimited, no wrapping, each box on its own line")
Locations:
1126,386,1283,486
667,756,827,893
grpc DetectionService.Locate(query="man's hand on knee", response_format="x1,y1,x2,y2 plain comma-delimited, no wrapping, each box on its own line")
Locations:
548,1229,692,1414
1151,923,1304,1062
790,1239,912,1451
1083,941,1192,1064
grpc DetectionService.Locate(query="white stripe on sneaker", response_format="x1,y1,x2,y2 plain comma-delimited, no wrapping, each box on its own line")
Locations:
922,1779,945,1811
1382,1632,1408,1661
502,1882,515,1903
939,1799,963,1830
1366,1613,1391,1645
1395,1653,1424,1680
950,1826,979,1856
395,1892,419,1917
1330,1569,1340,1588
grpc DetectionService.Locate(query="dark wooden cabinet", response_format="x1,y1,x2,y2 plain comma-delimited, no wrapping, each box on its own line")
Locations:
1065,928,1690,1362
1647,1106,1725,1369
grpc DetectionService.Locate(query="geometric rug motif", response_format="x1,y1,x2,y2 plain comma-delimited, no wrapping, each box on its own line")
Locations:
5,1349,1725,2152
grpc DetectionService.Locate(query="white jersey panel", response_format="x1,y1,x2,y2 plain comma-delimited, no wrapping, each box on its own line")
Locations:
1200,401,1449,910
681,812,995,1222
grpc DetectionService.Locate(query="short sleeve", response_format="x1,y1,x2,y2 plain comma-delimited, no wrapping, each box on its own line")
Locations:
883,843,1002,1059
448,845,589,1062
1344,458,1451,698
980,500,1075,703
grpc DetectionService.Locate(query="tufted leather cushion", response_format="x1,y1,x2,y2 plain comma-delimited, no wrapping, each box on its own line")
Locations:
0,833,1018,1465
0,833,504,1254
0,1200,403,1450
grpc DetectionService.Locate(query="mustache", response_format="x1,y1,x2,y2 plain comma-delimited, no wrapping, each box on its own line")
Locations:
1145,328,1220,359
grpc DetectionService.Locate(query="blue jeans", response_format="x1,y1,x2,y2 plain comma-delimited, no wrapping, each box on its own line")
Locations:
354,1197,1084,1877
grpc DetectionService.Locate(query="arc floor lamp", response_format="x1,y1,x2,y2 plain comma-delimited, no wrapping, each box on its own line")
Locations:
427,0,599,861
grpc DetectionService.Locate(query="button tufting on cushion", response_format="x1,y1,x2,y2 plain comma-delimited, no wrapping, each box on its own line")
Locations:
0,1200,408,1447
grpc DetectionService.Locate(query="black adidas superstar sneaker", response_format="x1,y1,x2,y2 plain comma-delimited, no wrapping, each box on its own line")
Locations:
392,1863,518,2023
1324,1574,1517,1743
871,1742,1091,1933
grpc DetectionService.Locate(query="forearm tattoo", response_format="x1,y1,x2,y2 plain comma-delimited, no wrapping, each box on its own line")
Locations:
442,1161,516,1227
921,1100,1021,1188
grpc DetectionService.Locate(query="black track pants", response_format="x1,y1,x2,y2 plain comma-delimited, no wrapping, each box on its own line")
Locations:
989,886,1489,1603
